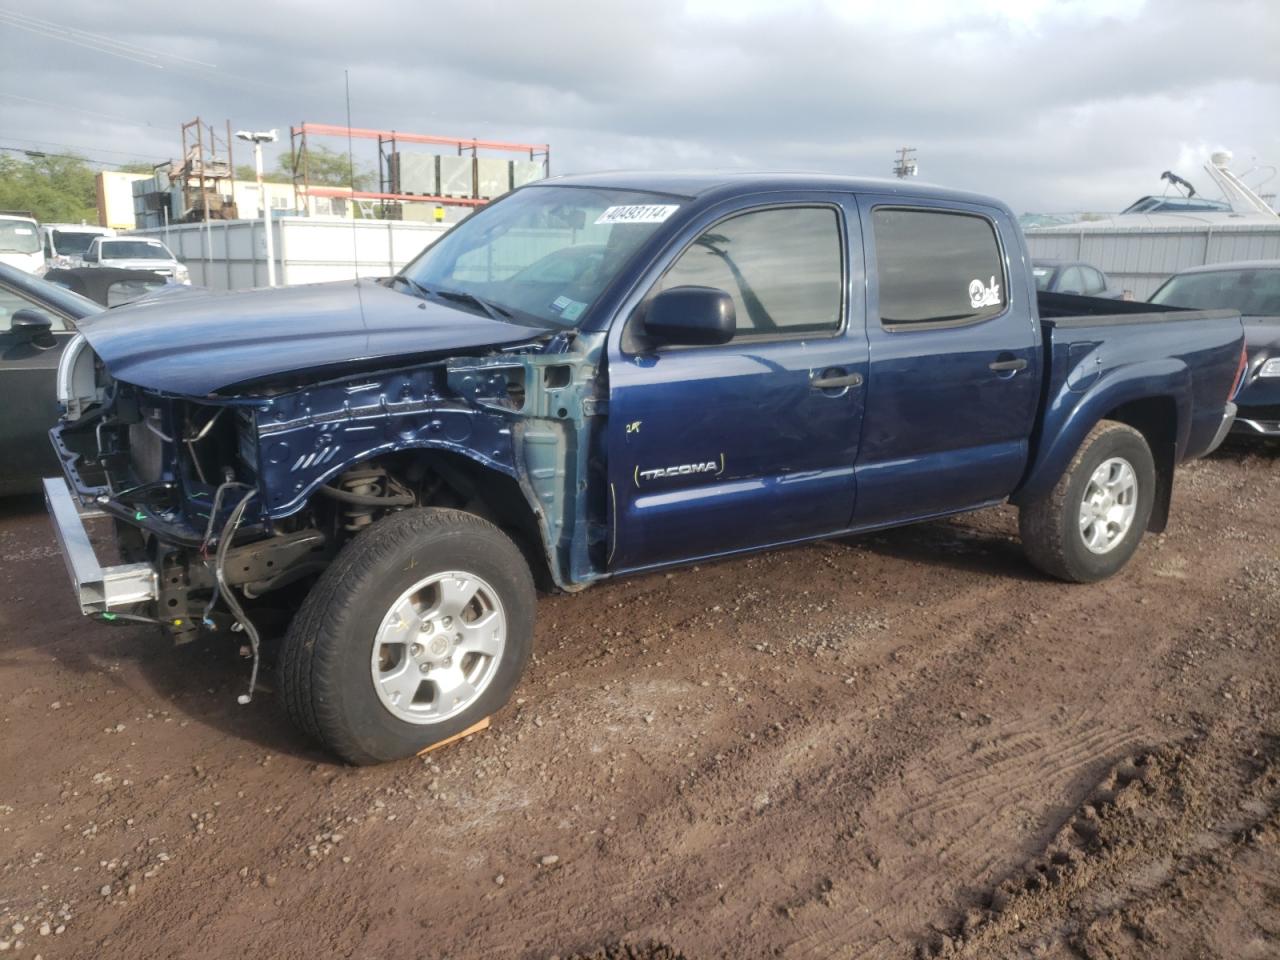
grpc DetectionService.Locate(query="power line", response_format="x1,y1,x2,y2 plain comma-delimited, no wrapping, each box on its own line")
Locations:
0,8,217,69
0,135,161,160
0,93,158,128
0,136,162,168
0,144,135,168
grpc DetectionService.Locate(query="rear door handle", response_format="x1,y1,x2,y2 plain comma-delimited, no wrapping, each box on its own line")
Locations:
988,358,1028,372
811,371,864,389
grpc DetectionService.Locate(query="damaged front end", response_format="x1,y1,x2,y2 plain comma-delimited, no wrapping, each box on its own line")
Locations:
45,329,608,675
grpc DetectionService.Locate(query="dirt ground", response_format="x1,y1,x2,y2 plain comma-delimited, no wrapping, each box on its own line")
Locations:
1,442,1278,960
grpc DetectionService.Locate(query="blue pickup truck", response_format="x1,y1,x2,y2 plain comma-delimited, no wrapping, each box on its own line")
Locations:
44,173,1246,763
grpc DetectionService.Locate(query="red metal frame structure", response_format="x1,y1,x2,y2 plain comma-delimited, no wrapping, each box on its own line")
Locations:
289,122,550,215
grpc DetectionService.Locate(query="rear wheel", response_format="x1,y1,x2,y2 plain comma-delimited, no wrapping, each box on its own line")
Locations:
280,508,536,764
1019,420,1155,583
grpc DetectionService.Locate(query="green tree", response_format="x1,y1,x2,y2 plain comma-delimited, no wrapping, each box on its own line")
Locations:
284,144,373,190
0,153,98,223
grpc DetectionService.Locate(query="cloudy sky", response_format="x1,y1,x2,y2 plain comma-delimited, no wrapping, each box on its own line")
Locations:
1,0,1277,213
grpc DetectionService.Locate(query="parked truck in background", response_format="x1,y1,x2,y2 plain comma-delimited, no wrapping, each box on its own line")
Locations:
41,223,115,271
81,236,190,284
0,212,43,274
44,173,1246,764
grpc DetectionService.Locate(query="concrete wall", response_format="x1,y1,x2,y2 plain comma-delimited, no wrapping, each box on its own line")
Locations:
1024,223,1280,299
132,217,450,291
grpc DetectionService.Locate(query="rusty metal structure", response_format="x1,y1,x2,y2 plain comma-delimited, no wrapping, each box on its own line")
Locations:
170,118,238,223
289,122,549,217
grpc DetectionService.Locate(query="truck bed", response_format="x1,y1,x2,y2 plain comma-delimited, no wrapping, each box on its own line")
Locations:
1037,291,1238,327
1010,292,1246,508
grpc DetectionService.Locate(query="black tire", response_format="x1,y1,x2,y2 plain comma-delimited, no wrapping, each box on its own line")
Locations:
280,508,536,764
1019,420,1155,583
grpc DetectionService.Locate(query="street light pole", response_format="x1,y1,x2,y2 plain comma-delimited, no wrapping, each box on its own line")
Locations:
236,129,278,287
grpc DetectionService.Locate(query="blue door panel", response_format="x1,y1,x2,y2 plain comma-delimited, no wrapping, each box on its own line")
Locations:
853,196,1041,527
622,466,855,565
605,193,868,572
607,337,864,569
854,441,1026,522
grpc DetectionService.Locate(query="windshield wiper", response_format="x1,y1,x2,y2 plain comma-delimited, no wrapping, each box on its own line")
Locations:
389,274,432,300
433,288,513,322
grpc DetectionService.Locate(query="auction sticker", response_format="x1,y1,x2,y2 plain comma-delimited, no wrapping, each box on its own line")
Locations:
595,204,680,225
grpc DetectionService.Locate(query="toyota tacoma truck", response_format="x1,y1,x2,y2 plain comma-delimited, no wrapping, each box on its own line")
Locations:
43,173,1247,764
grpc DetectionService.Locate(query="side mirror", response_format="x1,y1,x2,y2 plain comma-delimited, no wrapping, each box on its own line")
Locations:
644,285,736,346
11,309,56,347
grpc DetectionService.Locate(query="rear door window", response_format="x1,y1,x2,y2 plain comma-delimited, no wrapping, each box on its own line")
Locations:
871,208,1006,326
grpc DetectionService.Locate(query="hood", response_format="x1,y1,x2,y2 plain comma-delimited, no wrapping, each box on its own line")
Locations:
77,278,548,395
1244,315,1280,352
103,258,178,269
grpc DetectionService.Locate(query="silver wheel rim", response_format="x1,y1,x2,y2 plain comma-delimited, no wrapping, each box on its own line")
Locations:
1078,456,1138,555
370,570,506,725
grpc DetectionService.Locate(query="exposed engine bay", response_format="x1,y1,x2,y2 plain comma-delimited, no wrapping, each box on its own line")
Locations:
50,328,609,701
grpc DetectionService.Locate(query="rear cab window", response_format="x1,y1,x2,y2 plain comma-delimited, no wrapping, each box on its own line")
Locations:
871,207,1006,327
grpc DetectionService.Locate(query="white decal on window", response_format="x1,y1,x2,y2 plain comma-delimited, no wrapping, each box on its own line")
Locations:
968,276,1002,309
595,204,680,225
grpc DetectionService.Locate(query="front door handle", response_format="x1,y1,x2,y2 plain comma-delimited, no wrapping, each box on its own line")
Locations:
811,371,863,389
988,357,1028,373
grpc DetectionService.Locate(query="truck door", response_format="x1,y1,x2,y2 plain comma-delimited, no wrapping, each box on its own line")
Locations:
852,197,1040,526
605,197,867,572
0,282,76,493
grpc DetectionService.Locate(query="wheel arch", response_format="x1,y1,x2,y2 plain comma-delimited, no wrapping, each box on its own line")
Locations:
1099,396,1178,533
1013,363,1191,518
289,442,562,592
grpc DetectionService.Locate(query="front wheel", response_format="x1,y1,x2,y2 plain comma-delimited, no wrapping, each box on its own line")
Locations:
280,508,536,764
1019,420,1155,583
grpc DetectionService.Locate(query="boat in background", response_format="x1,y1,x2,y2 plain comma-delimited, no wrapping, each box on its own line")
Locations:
1024,151,1280,299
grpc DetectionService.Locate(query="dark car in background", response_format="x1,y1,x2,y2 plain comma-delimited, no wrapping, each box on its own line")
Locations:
1032,259,1124,299
1151,261,1280,438
0,262,102,493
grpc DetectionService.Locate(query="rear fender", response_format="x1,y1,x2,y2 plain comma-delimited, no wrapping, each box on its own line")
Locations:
1011,359,1191,507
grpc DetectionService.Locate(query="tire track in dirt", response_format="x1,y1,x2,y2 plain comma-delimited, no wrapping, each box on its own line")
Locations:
529,528,1102,958
2,449,1278,960
917,720,1280,959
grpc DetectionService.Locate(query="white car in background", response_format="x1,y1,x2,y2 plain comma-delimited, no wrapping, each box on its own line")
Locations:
82,236,190,284
0,213,44,274
42,223,115,270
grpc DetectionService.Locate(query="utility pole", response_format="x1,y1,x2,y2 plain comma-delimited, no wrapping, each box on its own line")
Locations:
893,147,918,179
236,129,279,287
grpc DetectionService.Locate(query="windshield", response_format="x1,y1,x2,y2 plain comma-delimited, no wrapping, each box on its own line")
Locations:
0,219,40,255
1150,269,1280,316
101,240,174,260
398,185,682,327
51,230,103,257
1032,265,1055,291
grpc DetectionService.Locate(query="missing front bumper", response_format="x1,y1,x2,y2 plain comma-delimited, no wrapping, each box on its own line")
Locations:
43,476,158,615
